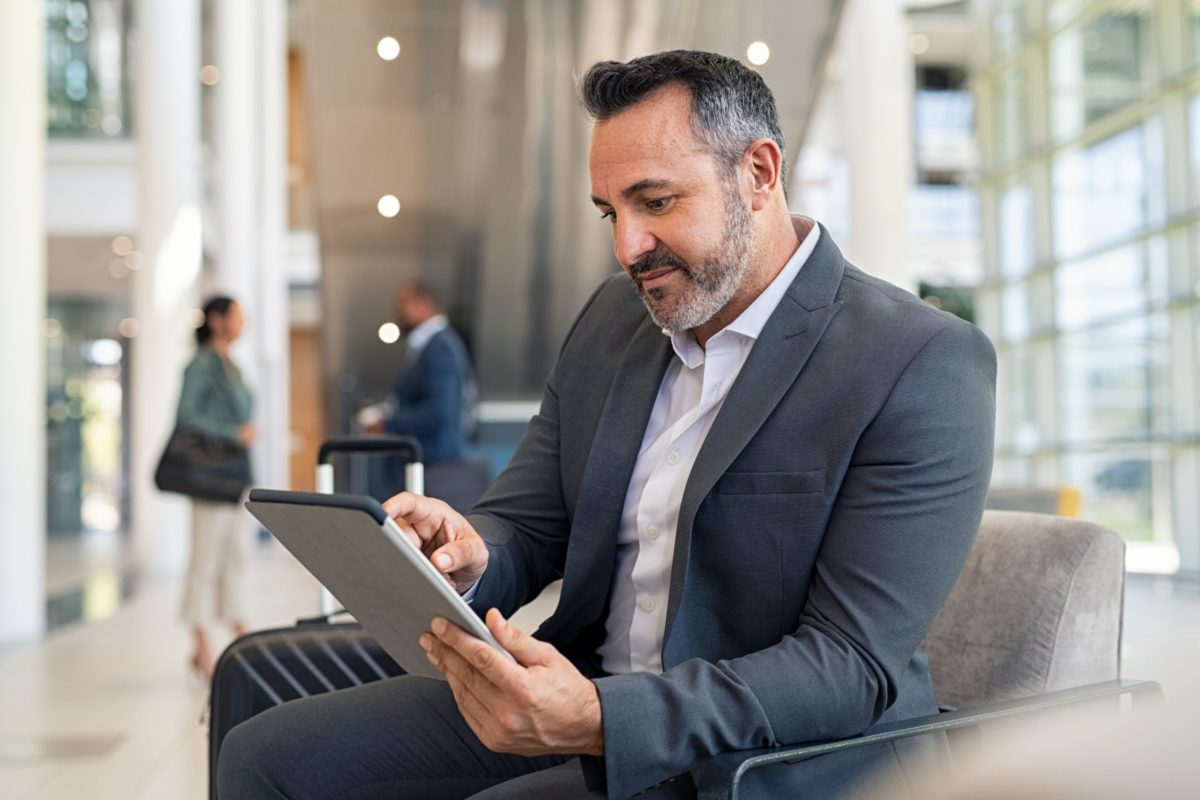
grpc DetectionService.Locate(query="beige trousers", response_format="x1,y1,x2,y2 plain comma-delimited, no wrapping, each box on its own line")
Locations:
181,499,248,625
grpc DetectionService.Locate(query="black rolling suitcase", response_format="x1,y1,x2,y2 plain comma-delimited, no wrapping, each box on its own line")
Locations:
207,618,404,796
207,435,423,798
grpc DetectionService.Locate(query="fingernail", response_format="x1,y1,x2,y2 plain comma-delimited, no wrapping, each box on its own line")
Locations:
432,617,447,635
419,635,431,651
434,554,451,569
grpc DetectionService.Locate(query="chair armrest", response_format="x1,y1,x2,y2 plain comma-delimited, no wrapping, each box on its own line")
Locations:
695,678,1161,800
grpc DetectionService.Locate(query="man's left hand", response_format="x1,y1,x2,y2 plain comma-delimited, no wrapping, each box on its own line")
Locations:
420,608,604,757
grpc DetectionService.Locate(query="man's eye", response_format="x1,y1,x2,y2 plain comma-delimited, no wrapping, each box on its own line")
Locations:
646,197,672,212
599,210,615,222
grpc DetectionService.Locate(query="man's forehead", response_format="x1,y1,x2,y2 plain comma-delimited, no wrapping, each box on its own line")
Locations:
587,87,714,197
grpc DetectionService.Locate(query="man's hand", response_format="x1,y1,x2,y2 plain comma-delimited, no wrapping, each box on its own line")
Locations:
382,492,488,593
420,608,604,758
237,423,257,446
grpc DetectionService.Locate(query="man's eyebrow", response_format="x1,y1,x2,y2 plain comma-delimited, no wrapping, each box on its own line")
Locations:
620,179,670,199
590,179,672,207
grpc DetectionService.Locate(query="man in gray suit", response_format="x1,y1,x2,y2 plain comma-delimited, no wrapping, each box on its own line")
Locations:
219,50,994,799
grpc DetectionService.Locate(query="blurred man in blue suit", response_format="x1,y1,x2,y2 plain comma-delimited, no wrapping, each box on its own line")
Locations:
367,283,476,464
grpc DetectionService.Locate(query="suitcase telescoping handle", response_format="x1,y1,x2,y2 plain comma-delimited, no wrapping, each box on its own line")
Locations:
314,434,425,615
316,434,425,496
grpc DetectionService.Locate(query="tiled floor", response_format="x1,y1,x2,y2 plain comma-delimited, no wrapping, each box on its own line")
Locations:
0,543,1197,799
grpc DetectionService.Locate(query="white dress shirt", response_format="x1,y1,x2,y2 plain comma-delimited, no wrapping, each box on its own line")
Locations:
406,314,449,355
597,218,820,674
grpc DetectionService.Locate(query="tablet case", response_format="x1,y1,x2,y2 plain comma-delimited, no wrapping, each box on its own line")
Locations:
244,491,502,680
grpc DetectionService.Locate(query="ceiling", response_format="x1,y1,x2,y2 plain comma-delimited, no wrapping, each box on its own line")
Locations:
292,0,845,418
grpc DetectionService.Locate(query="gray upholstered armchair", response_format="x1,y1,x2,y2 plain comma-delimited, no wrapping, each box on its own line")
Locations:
695,510,1161,799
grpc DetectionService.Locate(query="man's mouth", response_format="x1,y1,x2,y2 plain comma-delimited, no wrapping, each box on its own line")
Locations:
638,266,680,290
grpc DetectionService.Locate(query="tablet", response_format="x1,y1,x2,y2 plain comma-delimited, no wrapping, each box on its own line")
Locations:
245,488,509,681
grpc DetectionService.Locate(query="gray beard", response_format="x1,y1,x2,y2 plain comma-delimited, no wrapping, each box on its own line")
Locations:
635,189,754,333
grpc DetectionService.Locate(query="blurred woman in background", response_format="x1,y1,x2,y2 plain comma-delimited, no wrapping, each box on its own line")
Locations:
175,296,255,677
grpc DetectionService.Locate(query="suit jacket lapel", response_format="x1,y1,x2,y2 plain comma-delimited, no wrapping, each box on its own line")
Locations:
664,227,847,637
536,314,674,641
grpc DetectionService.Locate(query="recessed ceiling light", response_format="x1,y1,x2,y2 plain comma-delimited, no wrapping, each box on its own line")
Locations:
909,34,931,55
377,37,401,61
747,41,770,66
378,322,401,344
111,235,133,256
118,318,140,338
199,65,221,86
377,195,401,218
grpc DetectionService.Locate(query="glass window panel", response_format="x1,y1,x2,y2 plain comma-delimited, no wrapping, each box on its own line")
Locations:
998,182,1035,278
1193,228,1200,296
1047,1,1089,29
1052,120,1164,260
46,0,131,138
1055,238,1167,329
992,457,1035,485
999,346,1041,451
1059,315,1168,443
1048,7,1156,142
1001,281,1035,341
992,3,1027,59
994,67,1028,165
910,185,979,240
1193,308,1200,433
1186,94,1200,209
976,287,1002,336
45,299,129,537
1062,451,1167,544
1190,0,1200,65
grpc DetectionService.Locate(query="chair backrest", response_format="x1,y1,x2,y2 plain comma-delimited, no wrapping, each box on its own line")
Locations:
920,510,1125,709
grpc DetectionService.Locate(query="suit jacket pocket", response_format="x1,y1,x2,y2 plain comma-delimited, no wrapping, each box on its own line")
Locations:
711,469,825,496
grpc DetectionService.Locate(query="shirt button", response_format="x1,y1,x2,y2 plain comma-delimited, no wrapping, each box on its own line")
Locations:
667,452,680,465
641,597,656,612
646,526,660,540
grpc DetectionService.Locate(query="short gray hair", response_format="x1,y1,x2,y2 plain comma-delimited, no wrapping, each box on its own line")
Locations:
579,50,787,184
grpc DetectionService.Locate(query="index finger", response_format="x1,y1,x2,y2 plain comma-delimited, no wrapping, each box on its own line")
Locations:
381,492,462,550
382,491,442,524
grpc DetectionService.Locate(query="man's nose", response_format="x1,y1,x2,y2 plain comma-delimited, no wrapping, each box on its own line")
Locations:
613,216,656,270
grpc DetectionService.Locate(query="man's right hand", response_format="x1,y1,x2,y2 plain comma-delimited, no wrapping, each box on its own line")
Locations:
382,492,489,594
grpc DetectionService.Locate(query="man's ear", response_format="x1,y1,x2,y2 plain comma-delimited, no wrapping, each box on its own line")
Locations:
743,138,783,211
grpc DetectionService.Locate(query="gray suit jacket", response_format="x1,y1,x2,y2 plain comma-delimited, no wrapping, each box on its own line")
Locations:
467,227,996,798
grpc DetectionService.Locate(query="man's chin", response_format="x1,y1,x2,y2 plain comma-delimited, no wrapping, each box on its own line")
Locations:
641,296,716,333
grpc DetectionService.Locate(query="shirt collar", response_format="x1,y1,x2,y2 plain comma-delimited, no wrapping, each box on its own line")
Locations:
668,216,821,368
406,314,449,353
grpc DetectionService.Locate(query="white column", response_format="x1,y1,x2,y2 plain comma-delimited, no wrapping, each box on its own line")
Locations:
838,0,915,291
212,0,289,491
0,0,47,642
258,0,291,491
132,0,203,576
214,0,261,421
214,0,290,493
